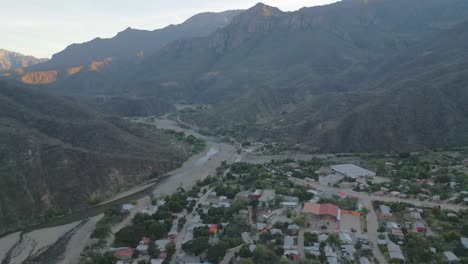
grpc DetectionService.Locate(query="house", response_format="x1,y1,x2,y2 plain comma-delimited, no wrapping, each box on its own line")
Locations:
391,228,405,240
270,228,282,235
142,206,158,216
121,204,134,213
387,243,405,262
339,233,353,244
115,248,134,261
330,164,376,179
251,189,263,199
287,224,300,235
379,205,392,218
209,224,218,235
280,196,300,208
150,259,163,264
259,189,276,207
444,251,460,264
283,236,296,250
136,237,150,253
155,239,171,250
302,202,341,221
386,222,399,230
341,245,356,259
305,245,320,256
359,257,371,264
410,212,422,220
461,237,468,249
324,246,338,264
354,233,369,244
256,222,267,233
415,221,426,233
318,234,329,242
262,211,276,221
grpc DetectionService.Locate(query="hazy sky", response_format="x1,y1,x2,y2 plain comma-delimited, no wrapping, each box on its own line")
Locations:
2,0,338,58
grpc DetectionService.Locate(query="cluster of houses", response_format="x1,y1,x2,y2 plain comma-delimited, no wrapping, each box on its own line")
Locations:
377,203,467,263
111,202,179,264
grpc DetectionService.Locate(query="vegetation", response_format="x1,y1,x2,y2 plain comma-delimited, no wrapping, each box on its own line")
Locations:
0,81,192,233
91,205,129,241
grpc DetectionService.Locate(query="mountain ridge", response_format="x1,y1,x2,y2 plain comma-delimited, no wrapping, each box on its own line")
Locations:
0,80,191,232
0,49,47,71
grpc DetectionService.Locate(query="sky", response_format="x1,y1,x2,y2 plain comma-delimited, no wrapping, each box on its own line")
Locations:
1,0,338,58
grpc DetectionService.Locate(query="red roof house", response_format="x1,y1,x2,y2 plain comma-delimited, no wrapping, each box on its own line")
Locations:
302,202,340,220
115,248,134,260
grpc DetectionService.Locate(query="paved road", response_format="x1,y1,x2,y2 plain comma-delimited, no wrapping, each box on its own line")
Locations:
171,187,214,264
220,245,242,264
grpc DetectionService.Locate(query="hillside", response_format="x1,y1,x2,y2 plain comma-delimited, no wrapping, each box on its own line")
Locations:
0,81,191,233
185,17,468,152
6,0,468,152
0,49,46,71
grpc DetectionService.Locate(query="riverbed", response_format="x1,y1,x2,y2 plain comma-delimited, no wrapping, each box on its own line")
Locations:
1,117,240,264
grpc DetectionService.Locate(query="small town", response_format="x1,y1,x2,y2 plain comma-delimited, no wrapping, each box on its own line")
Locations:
79,150,468,264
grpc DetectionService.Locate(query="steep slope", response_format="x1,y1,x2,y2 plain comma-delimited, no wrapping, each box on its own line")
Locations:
188,18,468,152
37,10,243,69
0,49,46,71
0,81,191,233
49,0,468,101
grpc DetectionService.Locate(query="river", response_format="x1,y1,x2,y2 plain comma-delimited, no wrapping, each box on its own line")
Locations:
0,117,241,264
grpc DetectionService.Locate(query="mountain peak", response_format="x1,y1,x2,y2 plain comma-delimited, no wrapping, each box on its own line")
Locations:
0,49,47,71
246,2,283,17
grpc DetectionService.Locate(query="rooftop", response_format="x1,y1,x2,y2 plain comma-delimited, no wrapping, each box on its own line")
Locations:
331,164,376,178
302,202,340,219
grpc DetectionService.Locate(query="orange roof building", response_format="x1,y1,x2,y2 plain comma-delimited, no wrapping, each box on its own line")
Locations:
302,202,340,220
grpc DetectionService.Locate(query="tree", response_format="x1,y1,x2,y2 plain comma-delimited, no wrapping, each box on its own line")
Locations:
293,216,307,227
182,237,210,255
239,244,253,258
207,243,228,264
252,245,280,264
148,241,157,257
148,220,167,240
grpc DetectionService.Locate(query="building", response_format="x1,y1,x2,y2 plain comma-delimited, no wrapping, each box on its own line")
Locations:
444,251,460,264
339,233,353,244
136,237,150,253
142,206,158,216
283,235,296,250
209,224,218,235
410,211,421,220
379,205,392,218
287,224,300,235
387,243,405,262
461,237,468,249
251,189,263,199
115,248,134,261
280,196,300,208
415,221,426,233
256,222,267,233
121,204,134,213
302,202,341,221
331,164,376,179
341,245,356,260
259,189,276,207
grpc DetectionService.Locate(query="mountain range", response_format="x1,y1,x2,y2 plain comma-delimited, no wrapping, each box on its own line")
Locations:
3,0,468,153
0,80,191,233
0,49,46,71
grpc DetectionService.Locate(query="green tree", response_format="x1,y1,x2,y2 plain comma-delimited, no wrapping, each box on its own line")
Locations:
252,245,280,264
239,244,253,258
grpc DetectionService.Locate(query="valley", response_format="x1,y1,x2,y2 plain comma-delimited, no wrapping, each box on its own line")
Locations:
1,1,468,263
